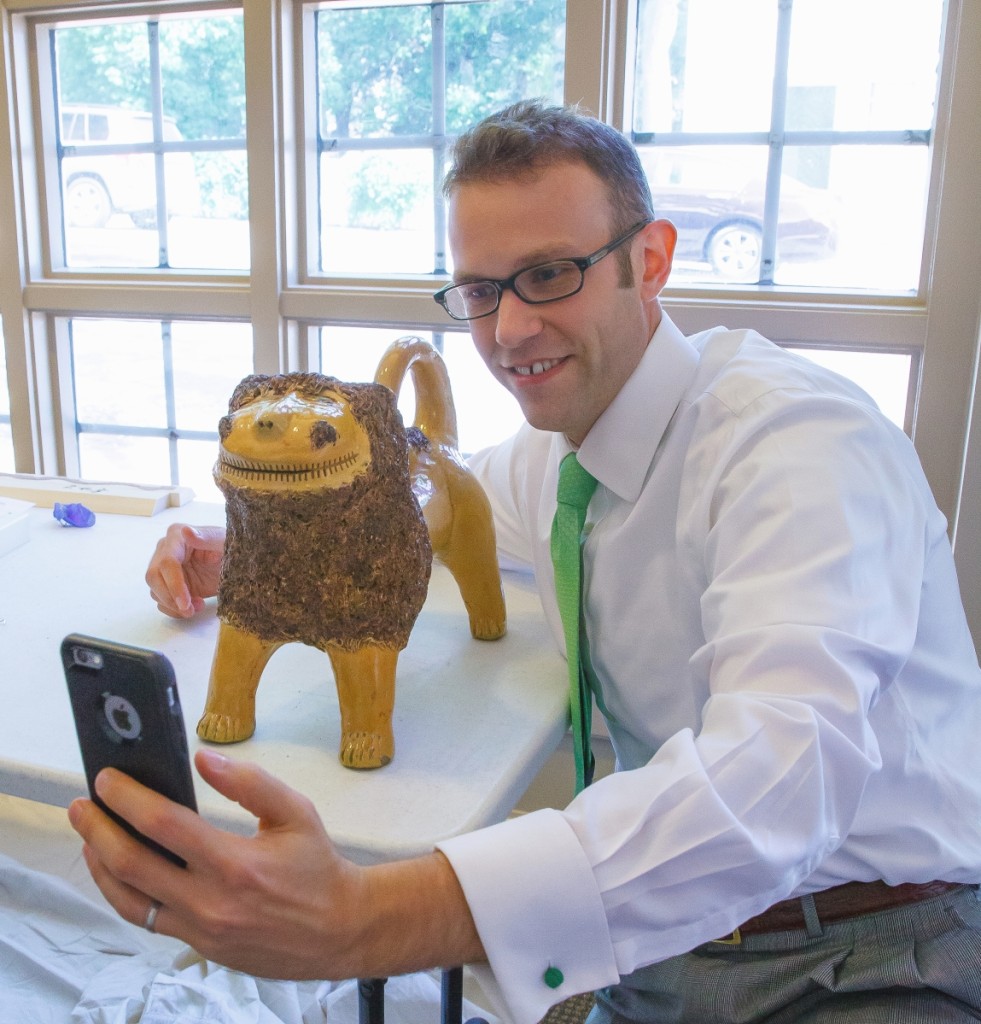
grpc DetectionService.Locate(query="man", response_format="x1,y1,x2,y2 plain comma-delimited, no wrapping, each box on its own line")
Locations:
69,101,981,1024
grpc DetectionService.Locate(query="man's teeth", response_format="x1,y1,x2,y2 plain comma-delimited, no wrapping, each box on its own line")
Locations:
513,358,560,377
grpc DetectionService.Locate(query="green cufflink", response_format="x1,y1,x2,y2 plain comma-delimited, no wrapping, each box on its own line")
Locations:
543,966,564,989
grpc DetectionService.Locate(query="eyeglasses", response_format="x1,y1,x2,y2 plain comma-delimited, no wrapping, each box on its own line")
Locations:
433,220,650,322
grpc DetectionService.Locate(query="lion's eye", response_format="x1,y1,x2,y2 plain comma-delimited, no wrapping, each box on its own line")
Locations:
311,421,338,449
218,415,232,441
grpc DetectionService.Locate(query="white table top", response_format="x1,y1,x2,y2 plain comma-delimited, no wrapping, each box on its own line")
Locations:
0,503,568,864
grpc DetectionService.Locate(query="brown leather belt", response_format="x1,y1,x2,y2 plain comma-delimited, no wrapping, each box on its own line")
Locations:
714,880,968,944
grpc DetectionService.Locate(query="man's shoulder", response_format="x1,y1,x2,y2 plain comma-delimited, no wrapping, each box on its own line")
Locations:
685,325,877,419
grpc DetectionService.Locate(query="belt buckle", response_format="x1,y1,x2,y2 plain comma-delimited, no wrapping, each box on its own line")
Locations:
712,927,742,945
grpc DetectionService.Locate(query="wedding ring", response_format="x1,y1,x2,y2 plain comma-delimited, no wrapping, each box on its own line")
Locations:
144,899,162,933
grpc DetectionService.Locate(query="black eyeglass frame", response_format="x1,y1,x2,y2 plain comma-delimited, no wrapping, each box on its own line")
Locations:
433,220,651,321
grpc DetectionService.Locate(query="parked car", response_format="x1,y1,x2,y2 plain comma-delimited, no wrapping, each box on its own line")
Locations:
639,151,839,280
60,104,201,228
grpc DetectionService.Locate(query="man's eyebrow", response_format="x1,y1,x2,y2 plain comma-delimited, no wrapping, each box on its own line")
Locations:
453,245,575,284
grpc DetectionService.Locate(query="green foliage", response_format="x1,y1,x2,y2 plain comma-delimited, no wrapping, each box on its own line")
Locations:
318,0,564,226
56,13,246,217
53,1,565,227
56,15,245,138
56,23,150,109
318,0,564,138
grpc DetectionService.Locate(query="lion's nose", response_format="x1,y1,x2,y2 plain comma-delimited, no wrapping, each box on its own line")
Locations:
252,392,305,437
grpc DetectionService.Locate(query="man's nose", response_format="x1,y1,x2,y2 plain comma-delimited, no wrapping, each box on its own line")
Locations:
494,287,543,348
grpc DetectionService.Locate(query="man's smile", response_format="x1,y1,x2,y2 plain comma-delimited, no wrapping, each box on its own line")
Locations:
507,356,567,378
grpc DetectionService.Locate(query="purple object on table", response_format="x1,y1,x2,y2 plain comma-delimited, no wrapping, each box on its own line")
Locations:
52,502,96,528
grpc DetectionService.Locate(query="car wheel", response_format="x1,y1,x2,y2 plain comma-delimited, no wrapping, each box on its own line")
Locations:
65,176,113,229
707,222,762,280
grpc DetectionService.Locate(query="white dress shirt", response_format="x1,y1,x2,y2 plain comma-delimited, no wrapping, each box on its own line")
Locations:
437,313,981,1024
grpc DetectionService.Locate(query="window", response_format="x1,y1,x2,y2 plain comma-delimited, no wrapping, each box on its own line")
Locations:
632,0,943,292
68,318,253,501
51,10,247,271
0,331,13,472
314,0,565,277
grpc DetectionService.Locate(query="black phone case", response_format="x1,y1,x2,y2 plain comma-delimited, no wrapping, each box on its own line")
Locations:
61,633,197,865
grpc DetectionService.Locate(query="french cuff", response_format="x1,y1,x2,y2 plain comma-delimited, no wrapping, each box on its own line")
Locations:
437,808,618,1024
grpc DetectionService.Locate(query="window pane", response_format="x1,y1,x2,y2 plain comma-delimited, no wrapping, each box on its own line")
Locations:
787,348,912,429
171,322,253,433
318,327,524,455
53,10,248,272
631,0,943,292
318,6,432,140
70,318,252,499
442,0,566,135
0,328,13,472
775,145,929,291
634,0,778,134
315,0,565,277
787,0,943,132
320,150,435,275
640,145,774,283
73,320,168,428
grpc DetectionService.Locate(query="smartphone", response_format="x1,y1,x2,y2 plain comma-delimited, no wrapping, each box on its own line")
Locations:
61,633,198,866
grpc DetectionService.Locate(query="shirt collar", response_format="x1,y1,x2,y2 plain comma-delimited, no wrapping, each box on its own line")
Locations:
572,312,699,503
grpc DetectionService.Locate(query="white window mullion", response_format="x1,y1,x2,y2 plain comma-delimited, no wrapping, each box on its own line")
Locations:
563,0,629,123
911,0,981,531
244,0,287,375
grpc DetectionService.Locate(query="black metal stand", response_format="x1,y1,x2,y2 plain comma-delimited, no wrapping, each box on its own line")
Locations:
357,967,487,1024
358,977,387,1024
441,965,463,1024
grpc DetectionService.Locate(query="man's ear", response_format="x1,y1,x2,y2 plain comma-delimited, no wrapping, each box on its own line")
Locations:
638,219,677,298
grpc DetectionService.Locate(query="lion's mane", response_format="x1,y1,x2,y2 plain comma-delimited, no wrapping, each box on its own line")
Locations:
215,372,432,651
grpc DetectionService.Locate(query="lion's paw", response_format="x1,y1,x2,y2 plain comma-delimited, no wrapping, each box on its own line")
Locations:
339,730,393,770
469,615,507,641
197,711,256,744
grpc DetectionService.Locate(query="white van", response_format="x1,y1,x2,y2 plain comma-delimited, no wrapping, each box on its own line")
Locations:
60,105,202,228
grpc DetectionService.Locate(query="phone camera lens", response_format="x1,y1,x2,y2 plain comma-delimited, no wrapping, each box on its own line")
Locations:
73,646,104,669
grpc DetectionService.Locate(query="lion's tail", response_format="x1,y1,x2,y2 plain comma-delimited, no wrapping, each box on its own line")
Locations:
374,336,459,448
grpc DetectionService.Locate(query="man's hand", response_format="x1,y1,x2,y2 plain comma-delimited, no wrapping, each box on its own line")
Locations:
67,750,485,981
146,523,226,618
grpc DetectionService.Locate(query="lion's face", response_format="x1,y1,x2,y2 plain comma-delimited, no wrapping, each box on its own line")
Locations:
215,385,371,492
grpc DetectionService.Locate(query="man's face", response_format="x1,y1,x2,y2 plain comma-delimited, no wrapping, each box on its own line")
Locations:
447,161,671,445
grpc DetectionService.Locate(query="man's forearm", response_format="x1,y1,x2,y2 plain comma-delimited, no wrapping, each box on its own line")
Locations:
357,850,487,976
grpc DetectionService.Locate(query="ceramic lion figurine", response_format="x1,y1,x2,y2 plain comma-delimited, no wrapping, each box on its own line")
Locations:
200,339,506,769
201,371,432,769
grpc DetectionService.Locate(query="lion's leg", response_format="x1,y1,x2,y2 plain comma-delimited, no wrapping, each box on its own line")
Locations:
442,522,507,641
198,621,280,743
327,644,399,769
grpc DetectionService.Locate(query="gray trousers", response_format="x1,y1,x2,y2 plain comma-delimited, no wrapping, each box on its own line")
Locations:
588,885,981,1023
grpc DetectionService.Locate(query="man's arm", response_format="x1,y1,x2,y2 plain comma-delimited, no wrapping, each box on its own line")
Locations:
68,749,486,979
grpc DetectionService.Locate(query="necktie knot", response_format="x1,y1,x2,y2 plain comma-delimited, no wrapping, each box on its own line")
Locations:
557,452,598,512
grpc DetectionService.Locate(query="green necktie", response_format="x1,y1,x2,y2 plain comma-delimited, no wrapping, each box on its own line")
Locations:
550,452,599,793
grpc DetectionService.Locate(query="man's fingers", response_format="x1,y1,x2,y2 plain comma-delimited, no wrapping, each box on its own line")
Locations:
145,523,225,617
194,750,321,835
90,768,209,868
68,795,186,929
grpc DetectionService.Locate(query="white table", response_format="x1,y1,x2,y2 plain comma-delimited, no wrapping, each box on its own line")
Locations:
1,501,569,1024
0,502,568,865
